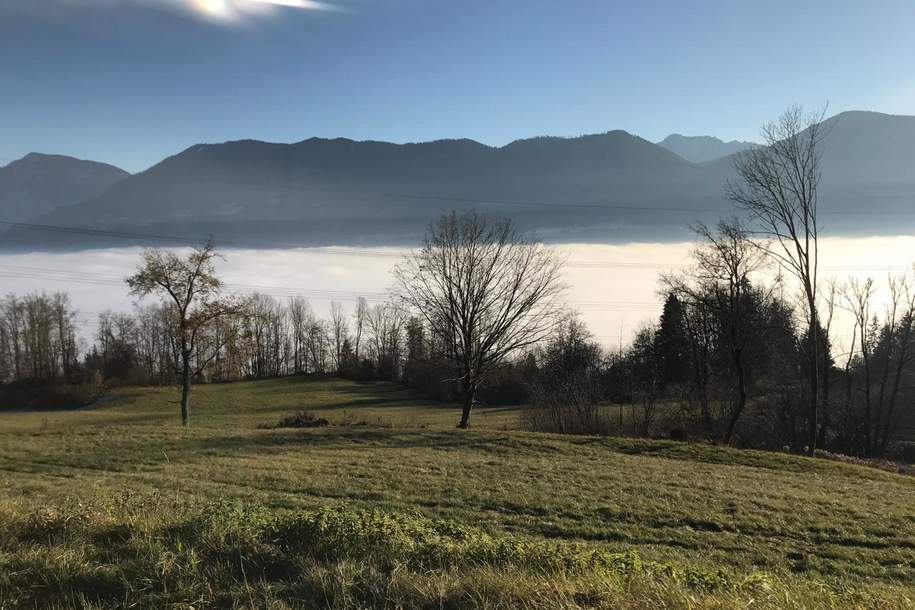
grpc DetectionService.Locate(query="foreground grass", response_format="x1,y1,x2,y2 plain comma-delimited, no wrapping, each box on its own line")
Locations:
1,376,914,608
3,498,908,609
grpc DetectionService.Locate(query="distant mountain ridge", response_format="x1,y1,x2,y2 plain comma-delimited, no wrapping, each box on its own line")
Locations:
657,134,757,163
3,110,914,250
9,129,722,248
0,153,128,224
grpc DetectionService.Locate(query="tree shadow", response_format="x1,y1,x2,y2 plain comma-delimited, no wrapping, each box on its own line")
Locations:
179,428,525,459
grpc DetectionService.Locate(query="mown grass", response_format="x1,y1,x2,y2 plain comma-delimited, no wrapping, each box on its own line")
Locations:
1,376,914,608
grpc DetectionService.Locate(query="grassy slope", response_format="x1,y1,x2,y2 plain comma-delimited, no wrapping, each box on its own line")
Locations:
1,376,914,608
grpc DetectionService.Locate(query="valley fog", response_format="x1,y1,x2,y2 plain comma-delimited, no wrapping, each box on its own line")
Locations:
3,235,913,356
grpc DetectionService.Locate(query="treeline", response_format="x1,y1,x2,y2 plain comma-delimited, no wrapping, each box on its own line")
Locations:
3,277,914,459
0,292,408,386
528,278,915,460
0,286,526,404
0,293,79,383
5,273,912,459
525,216,915,459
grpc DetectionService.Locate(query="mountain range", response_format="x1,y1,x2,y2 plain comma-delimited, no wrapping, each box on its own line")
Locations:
656,134,757,164
2,111,913,250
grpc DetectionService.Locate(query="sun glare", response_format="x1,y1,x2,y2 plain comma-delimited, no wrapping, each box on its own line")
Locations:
185,0,332,22
190,0,233,20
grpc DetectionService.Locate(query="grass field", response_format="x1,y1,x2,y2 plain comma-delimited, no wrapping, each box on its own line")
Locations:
1,376,914,608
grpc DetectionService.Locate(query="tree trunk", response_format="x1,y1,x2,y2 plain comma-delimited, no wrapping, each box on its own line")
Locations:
818,345,831,449
862,350,873,456
458,394,474,428
807,312,819,457
722,309,746,446
458,376,475,428
641,396,652,437
722,370,747,446
878,326,912,456
180,352,191,427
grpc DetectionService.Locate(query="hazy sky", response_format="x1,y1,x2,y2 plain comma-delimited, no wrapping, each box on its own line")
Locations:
2,0,914,172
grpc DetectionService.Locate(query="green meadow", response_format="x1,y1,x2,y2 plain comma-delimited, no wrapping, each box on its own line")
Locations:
1,377,913,608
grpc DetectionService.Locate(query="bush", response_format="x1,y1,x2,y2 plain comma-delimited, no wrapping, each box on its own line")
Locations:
266,410,330,429
522,374,612,436
0,378,103,412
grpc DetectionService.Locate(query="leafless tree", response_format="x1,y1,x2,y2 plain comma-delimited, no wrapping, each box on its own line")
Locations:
353,296,368,364
126,242,244,426
0,295,23,381
305,318,331,374
841,277,875,453
365,302,405,379
842,272,915,455
818,279,840,447
728,104,827,456
394,210,564,428
876,272,915,455
330,301,348,374
664,219,769,444
0,292,78,383
288,296,311,373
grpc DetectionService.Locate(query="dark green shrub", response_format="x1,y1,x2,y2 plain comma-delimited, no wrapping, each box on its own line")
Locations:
266,411,330,429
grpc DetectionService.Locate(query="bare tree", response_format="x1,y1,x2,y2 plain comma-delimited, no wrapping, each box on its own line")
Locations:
288,296,311,373
330,301,348,374
664,219,769,444
842,273,915,455
841,277,875,454
52,293,77,379
365,302,405,380
876,273,915,455
394,210,564,428
353,296,368,364
728,105,827,456
629,325,660,437
818,279,840,447
0,292,79,383
305,318,331,374
3,295,24,381
126,242,243,426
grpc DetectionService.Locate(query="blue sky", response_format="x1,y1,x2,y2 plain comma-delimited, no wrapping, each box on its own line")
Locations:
1,0,913,172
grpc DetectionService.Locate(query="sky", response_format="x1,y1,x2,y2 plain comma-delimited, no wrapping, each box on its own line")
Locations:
1,0,914,173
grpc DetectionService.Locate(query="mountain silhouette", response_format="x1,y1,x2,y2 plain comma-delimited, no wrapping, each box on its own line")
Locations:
3,111,913,250
0,153,128,225
657,134,756,164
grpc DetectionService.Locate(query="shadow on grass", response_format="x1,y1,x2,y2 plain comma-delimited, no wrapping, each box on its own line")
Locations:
185,428,527,458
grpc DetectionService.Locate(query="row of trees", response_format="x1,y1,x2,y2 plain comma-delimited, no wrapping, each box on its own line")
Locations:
0,288,413,412
524,263,915,459
87,295,383,385
8,259,909,457
0,292,78,383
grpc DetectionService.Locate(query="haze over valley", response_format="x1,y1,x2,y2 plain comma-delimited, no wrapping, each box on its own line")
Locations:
4,236,913,354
